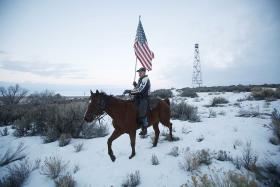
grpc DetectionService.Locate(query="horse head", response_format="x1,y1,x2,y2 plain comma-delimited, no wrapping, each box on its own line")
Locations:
84,90,107,122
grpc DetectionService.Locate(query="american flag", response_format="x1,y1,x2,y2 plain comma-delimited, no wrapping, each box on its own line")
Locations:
134,19,154,71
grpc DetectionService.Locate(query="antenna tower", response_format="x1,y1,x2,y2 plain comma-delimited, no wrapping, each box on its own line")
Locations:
192,43,202,87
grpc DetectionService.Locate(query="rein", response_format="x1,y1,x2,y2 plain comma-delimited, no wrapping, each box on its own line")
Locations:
96,113,106,124
94,94,110,122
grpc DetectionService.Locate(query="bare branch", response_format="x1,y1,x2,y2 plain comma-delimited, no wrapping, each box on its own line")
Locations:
0,84,28,105
0,142,26,167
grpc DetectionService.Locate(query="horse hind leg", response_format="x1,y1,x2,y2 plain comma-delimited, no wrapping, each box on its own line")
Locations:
128,131,136,159
161,120,173,141
152,122,160,147
168,122,173,141
107,130,122,162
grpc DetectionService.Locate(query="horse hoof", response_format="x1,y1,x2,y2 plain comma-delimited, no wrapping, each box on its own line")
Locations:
129,154,135,159
110,155,116,162
153,144,157,147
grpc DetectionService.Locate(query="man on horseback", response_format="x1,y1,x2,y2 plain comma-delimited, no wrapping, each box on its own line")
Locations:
124,67,150,136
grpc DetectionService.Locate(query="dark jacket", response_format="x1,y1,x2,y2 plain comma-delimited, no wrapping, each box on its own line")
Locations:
131,75,150,118
131,75,150,98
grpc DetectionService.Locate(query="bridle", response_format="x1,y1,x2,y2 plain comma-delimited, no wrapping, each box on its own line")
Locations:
93,94,108,122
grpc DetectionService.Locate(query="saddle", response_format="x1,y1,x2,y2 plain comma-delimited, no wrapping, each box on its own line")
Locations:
148,96,161,110
116,95,161,111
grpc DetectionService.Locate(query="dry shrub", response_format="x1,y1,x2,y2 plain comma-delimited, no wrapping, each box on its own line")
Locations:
168,146,179,157
41,156,68,179
232,156,243,170
198,149,212,165
232,141,258,171
0,142,26,167
13,102,86,141
73,143,84,152
180,88,198,98
122,170,141,187
0,105,26,126
210,97,229,107
43,122,60,143
171,102,200,122
45,103,85,137
215,150,233,162
150,89,173,98
13,110,38,137
28,90,65,105
55,173,76,187
251,87,279,100
151,154,159,165
179,149,212,172
0,127,8,136
237,108,260,118
82,121,109,139
242,142,258,171
0,159,37,187
58,133,72,147
227,172,258,187
259,162,280,186
43,102,85,142
180,152,200,172
183,171,258,187
271,109,280,140
208,109,216,118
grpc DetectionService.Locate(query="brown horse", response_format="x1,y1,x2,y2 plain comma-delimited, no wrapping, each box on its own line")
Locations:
84,90,173,162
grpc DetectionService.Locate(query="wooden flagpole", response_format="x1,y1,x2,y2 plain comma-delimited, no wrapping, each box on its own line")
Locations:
133,15,141,82
133,57,137,82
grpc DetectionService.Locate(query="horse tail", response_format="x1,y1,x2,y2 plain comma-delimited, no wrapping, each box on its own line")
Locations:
164,98,170,106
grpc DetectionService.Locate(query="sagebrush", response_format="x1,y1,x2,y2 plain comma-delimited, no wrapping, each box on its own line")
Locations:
41,156,68,179
122,170,141,187
171,102,200,122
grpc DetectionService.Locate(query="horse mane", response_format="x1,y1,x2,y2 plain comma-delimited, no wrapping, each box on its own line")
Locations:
99,91,132,103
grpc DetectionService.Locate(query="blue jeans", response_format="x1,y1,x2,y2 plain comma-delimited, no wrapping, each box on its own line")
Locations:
142,117,148,127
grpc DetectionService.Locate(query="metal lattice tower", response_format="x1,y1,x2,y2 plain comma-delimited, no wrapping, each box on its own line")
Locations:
192,43,203,88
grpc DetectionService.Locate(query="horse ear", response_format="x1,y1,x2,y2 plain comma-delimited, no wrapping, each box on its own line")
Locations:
90,90,94,96
96,90,99,94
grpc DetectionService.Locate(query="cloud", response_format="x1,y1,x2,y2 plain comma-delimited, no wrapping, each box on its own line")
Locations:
0,53,92,79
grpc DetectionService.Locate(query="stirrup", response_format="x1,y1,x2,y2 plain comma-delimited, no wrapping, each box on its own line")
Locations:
139,128,147,136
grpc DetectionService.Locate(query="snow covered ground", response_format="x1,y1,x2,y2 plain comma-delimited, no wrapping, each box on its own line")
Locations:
1,91,280,186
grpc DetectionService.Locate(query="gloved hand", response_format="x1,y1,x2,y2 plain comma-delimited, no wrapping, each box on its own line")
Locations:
133,81,137,87
123,89,131,95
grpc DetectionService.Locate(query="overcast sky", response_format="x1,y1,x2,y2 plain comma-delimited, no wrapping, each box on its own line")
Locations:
0,0,279,95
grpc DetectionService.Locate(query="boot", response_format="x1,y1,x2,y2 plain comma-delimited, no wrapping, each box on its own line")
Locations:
139,127,147,136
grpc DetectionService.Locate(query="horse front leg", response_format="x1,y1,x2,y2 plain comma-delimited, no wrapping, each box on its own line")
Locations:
107,130,122,162
128,131,136,159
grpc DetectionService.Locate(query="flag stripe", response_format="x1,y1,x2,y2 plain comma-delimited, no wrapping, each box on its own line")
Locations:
141,43,153,62
134,48,152,70
134,43,149,67
143,43,154,59
135,42,152,66
134,43,152,70
134,44,152,70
